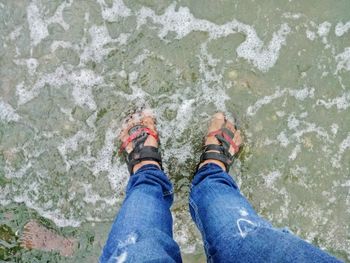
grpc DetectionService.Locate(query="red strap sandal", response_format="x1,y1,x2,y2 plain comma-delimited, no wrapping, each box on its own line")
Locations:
119,125,162,174
197,127,240,172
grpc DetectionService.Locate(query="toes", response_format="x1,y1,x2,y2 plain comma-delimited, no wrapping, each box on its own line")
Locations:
119,113,140,140
213,112,225,120
141,116,156,132
208,112,226,132
119,110,159,151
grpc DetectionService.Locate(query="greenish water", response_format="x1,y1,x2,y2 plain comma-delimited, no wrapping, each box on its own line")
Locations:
0,0,349,262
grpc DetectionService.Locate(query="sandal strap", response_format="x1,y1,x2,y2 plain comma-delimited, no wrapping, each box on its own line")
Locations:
127,146,162,174
119,126,162,174
198,152,233,172
198,126,239,172
203,144,225,154
207,128,239,153
119,127,159,153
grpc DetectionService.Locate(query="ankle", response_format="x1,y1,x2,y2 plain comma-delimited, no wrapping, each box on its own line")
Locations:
198,159,226,171
133,160,161,173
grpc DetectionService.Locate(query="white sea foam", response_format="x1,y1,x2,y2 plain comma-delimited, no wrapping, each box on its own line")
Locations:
16,66,103,108
133,49,151,64
247,86,315,116
27,0,71,46
82,184,117,206
27,1,48,46
58,131,95,170
71,69,103,110
9,26,23,41
16,67,65,105
92,123,129,192
287,114,300,130
335,47,350,73
317,22,332,37
196,44,230,111
4,162,32,179
292,122,330,142
317,91,350,111
332,133,350,168
289,144,301,160
247,88,286,116
331,124,339,135
275,118,331,154
81,25,129,63
97,0,131,22
277,131,290,147
137,3,291,72
264,170,282,187
306,30,316,41
282,12,302,20
51,26,129,64
236,23,291,72
289,86,314,101
14,58,39,76
0,100,21,122
335,21,350,37
4,181,81,227
50,41,74,53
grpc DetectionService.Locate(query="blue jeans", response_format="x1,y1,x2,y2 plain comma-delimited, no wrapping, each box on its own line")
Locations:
100,164,341,263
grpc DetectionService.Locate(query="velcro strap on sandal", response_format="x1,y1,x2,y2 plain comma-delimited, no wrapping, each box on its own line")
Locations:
197,125,240,172
127,146,162,174
203,144,225,153
199,152,233,172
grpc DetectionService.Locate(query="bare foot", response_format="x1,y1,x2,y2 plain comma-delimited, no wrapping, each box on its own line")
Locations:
119,110,160,173
20,221,77,257
199,112,243,171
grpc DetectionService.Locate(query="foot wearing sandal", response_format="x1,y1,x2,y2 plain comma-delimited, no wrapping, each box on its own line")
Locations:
119,110,162,174
197,112,243,172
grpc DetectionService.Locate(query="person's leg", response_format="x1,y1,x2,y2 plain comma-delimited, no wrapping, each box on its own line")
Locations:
100,110,181,263
189,112,341,263
101,164,181,263
190,163,340,263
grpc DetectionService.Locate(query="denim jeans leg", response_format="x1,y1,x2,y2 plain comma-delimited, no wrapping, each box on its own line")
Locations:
100,164,182,263
189,163,341,263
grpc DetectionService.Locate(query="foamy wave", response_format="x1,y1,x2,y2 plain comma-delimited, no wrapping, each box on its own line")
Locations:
16,66,103,108
0,183,81,227
335,47,350,73
97,0,131,22
137,3,291,72
332,133,350,168
317,91,350,111
81,25,130,63
247,86,315,116
335,21,350,37
13,58,39,76
247,88,286,116
264,170,282,187
27,0,71,46
0,100,21,122
58,131,95,171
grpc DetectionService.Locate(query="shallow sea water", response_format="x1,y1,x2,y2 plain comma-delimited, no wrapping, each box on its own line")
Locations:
0,0,349,262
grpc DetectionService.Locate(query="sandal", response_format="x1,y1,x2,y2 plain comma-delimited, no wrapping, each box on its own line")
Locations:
197,113,242,172
119,113,163,174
